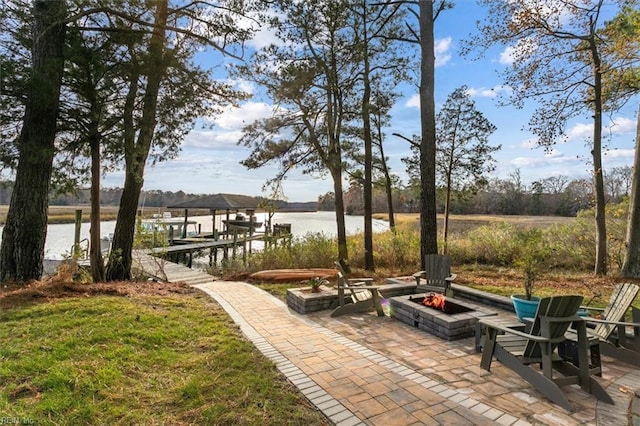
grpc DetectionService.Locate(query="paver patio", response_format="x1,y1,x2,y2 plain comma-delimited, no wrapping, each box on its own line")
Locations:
194,280,640,425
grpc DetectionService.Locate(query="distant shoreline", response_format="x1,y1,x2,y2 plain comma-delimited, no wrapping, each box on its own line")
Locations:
0,206,574,227
0,205,319,225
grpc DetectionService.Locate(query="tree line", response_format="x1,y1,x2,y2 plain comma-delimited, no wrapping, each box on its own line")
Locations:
0,184,206,208
319,166,633,218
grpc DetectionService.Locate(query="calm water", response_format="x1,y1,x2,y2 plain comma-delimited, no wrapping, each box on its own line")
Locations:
0,211,389,260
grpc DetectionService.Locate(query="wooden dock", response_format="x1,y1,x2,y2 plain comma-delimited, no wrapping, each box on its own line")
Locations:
132,250,214,285
149,233,273,268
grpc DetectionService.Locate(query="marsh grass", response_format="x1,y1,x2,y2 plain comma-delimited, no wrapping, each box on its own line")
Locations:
0,292,325,425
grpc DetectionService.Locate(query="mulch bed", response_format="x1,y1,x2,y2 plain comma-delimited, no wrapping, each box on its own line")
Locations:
0,273,195,309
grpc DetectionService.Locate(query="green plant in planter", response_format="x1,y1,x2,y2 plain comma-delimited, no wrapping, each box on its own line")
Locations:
510,228,553,322
308,276,329,293
514,228,551,300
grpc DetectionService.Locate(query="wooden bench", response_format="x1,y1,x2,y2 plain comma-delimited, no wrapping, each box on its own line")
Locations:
330,261,384,317
475,314,523,352
564,283,640,368
412,254,457,296
479,295,613,411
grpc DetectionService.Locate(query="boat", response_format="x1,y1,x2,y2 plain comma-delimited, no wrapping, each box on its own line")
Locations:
139,213,199,241
223,213,263,232
248,268,338,282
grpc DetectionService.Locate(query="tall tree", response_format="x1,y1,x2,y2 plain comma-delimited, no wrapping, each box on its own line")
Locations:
394,0,451,266
622,106,640,276
62,24,126,282
358,1,375,270
466,0,630,275
106,0,169,280
371,93,399,229
349,0,407,269
436,86,498,253
0,0,67,282
105,0,247,280
605,3,640,276
235,0,361,264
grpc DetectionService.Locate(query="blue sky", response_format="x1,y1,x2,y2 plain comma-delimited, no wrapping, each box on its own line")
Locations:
102,1,638,202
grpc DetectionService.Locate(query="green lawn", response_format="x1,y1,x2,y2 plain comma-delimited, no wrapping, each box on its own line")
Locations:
0,291,325,425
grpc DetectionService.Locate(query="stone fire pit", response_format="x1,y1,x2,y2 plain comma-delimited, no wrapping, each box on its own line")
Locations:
389,293,495,340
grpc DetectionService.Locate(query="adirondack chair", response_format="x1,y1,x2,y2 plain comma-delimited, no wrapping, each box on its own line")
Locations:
412,254,457,296
479,295,613,412
331,261,384,318
576,283,640,367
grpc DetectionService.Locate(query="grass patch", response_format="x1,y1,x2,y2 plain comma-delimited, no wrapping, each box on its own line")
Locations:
0,291,325,425
253,283,299,300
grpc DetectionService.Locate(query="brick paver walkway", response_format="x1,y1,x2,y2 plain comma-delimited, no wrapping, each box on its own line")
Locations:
194,280,640,426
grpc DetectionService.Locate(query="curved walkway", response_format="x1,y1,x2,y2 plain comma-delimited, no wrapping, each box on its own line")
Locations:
194,280,640,426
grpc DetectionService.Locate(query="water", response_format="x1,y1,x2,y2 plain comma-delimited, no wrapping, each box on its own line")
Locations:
0,211,389,260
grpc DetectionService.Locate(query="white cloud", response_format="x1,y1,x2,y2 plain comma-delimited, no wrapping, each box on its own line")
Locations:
466,85,512,98
510,151,579,169
606,117,636,135
435,37,452,67
499,38,537,65
566,116,636,142
544,148,563,158
499,46,517,65
603,148,635,159
212,101,275,130
511,156,544,167
182,130,244,149
405,94,420,109
232,79,256,95
566,122,593,141
232,8,284,51
246,26,282,50
520,138,538,149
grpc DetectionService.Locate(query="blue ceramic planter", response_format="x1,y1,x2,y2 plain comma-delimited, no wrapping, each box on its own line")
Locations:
510,295,541,322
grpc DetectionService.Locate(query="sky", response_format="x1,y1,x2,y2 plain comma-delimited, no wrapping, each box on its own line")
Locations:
101,1,638,203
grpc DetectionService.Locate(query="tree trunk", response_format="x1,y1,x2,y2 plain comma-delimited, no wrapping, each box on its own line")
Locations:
105,170,144,281
418,0,438,267
383,167,396,229
442,112,459,255
374,106,395,229
590,36,607,276
443,176,451,255
89,132,105,282
361,12,374,271
621,106,640,277
376,118,395,229
0,0,66,283
105,0,168,281
331,167,349,264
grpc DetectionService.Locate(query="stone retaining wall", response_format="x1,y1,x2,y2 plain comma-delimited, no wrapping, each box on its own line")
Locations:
286,282,416,314
287,277,515,315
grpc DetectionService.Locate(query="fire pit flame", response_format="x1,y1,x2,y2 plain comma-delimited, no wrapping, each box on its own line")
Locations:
422,292,446,311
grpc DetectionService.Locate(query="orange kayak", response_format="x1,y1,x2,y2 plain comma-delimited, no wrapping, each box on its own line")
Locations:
249,268,338,282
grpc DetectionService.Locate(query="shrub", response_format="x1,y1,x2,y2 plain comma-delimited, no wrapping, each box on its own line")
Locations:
452,222,521,265
542,219,594,269
513,228,552,300
349,228,421,273
219,232,338,276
